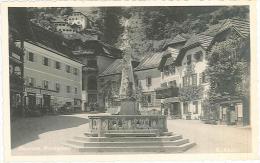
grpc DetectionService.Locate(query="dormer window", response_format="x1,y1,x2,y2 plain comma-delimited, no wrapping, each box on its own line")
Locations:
194,51,203,62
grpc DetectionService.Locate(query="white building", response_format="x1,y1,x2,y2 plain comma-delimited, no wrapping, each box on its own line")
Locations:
67,11,94,30
157,34,213,120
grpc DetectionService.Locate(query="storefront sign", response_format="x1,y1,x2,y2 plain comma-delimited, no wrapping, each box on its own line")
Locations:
25,87,40,94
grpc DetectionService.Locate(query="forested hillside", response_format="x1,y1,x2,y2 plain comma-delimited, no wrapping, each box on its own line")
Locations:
27,6,249,59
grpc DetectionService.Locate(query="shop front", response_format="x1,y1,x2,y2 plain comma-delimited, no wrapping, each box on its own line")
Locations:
214,96,249,126
162,97,181,119
24,86,56,115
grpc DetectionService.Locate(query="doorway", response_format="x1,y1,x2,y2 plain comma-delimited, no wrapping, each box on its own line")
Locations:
28,93,36,110
43,94,51,113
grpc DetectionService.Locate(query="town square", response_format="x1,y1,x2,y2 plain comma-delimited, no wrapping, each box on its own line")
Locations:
6,5,252,155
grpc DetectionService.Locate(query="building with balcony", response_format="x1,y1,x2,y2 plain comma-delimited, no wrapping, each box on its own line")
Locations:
176,34,213,120
157,33,190,118
157,33,213,120
134,53,163,114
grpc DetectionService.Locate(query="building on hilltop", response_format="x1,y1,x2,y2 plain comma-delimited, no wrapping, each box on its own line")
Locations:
67,11,95,30
50,11,101,40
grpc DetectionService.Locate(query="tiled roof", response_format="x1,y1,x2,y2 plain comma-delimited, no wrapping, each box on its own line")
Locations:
163,33,191,50
203,18,250,38
183,34,214,50
99,59,123,77
175,34,214,66
134,52,164,71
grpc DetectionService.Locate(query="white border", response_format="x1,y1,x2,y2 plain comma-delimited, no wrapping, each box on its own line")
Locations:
0,0,259,162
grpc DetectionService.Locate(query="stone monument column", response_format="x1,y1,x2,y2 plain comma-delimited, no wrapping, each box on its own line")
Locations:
118,18,139,115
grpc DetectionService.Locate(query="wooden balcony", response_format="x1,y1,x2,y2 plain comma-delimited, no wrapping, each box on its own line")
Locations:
155,87,179,99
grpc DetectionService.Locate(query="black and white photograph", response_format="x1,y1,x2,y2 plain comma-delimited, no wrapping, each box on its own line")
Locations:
1,0,258,161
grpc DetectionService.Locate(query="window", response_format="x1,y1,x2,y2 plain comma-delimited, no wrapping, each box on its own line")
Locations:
145,94,152,103
55,61,61,69
163,66,169,76
74,87,78,94
66,65,71,73
43,57,49,66
66,86,71,93
193,101,199,114
169,80,177,87
146,76,152,86
29,52,34,62
87,77,97,90
56,83,60,92
200,72,208,84
192,74,197,86
187,55,191,65
194,51,203,62
87,60,97,68
73,68,78,75
43,80,49,89
28,77,35,87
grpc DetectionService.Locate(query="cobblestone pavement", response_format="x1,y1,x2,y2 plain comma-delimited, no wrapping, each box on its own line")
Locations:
11,114,251,155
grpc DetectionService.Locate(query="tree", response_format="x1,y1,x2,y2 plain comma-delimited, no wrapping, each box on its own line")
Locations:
206,38,250,104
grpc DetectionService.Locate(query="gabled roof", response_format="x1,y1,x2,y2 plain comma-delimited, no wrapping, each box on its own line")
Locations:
175,34,214,66
162,33,191,50
203,18,250,38
99,59,123,77
27,23,76,60
134,52,164,71
68,39,123,59
183,34,214,50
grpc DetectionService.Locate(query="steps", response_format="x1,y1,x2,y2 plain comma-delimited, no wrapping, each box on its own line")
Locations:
64,131,195,153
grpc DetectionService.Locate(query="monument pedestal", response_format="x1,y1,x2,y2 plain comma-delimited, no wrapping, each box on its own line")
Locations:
119,99,139,115
64,114,196,153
